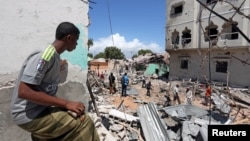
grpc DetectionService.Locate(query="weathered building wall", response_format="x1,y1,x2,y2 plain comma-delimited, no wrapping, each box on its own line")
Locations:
0,0,89,74
166,0,198,49
0,0,90,140
166,0,250,87
169,48,250,87
200,1,250,48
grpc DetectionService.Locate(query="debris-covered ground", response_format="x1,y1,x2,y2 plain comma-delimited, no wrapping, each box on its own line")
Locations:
1,58,249,141
88,60,250,141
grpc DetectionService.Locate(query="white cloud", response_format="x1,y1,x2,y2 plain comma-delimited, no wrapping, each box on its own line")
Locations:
89,33,164,58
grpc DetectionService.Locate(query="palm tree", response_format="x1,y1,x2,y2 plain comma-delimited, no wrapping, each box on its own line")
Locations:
87,38,93,51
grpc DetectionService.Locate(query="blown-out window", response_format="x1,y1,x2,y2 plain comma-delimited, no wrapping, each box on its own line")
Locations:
221,21,239,40
172,29,180,45
205,21,218,42
170,2,184,16
182,27,191,46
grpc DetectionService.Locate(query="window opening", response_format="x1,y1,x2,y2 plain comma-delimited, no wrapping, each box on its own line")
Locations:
181,60,188,69
216,61,228,73
174,5,183,14
171,29,180,49
206,0,217,4
182,27,191,46
170,2,183,16
221,21,239,40
205,21,218,42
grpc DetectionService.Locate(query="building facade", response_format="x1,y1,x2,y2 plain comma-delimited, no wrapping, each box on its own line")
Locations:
0,0,90,74
0,1,90,140
166,0,250,87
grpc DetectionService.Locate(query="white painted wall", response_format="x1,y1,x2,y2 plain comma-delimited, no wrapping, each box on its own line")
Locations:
166,0,250,87
0,1,90,140
0,0,89,74
166,0,250,50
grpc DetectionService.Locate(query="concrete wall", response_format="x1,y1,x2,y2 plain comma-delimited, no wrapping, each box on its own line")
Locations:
166,0,250,50
0,0,90,140
166,0,250,87
0,0,89,74
166,0,197,49
200,0,250,48
168,48,250,87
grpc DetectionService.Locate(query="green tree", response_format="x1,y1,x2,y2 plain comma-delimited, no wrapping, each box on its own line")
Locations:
87,38,93,51
88,53,93,58
104,46,125,59
138,49,153,56
132,54,138,59
94,52,105,59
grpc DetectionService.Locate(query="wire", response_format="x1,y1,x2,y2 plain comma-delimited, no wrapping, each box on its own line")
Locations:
106,0,115,47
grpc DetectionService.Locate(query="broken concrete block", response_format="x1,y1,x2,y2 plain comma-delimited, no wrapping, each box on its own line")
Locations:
109,124,124,132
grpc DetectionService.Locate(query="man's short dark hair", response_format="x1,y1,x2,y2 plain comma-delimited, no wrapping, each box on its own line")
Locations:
55,22,80,40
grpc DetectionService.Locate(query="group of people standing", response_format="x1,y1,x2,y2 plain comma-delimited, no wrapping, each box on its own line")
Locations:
108,72,129,97
109,71,212,106
171,84,212,106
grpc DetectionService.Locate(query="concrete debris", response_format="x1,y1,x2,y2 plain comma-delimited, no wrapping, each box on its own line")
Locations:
182,121,200,137
109,109,139,123
162,105,209,119
85,68,250,141
212,93,231,114
110,124,124,132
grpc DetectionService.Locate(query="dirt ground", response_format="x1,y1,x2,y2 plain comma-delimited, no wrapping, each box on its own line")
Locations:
111,79,208,111
108,78,250,124
100,60,250,124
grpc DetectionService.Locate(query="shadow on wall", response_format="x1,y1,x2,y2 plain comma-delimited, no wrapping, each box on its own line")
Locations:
0,81,89,141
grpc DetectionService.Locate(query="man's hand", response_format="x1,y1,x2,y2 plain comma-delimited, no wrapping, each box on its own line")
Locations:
60,60,68,71
65,101,85,117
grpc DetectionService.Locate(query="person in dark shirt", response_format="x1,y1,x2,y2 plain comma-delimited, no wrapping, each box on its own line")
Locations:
146,81,152,96
109,72,116,94
121,73,129,96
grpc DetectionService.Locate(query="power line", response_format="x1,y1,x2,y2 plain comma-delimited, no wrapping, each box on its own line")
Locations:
106,0,115,47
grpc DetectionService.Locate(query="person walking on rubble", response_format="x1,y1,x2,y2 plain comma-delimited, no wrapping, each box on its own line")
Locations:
10,22,100,141
141,76,146,88
146,80,153,96
121,72,129,96
205,84,211,106
109,72,116,94
173,84,181,105
185,87,193,105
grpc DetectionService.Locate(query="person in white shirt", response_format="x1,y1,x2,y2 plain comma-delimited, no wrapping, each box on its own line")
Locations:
185,87,193,105
173,84,181,105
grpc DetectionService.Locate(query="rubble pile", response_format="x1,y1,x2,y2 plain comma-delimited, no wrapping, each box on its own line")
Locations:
87,69,250,141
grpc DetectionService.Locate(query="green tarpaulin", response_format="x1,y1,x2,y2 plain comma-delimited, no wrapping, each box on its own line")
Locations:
144,63,168,76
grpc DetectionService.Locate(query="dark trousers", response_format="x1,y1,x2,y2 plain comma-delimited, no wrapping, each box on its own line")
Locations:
122,85,127,96
109,83,116,94
205,96,211,106
173,93,181,105
146,88,151,96
142,80,146,88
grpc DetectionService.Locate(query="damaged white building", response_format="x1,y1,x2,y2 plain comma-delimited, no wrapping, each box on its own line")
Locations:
166,0,250,87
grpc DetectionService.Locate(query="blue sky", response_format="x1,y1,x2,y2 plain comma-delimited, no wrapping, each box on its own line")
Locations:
88,0,166,58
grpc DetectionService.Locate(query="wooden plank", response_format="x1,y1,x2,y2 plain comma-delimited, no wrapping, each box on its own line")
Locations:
86,78,100,117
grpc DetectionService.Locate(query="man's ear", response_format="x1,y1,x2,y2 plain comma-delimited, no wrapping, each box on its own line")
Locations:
66,35,71,41
63,35,71,41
